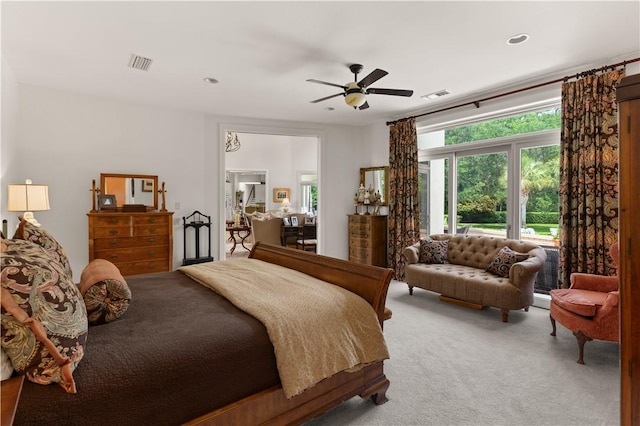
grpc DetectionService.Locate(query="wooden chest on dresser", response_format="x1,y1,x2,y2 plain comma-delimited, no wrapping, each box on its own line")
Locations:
348,215,387,267
88,212,174,276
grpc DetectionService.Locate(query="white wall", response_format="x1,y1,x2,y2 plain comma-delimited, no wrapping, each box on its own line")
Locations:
2,84,378,276
1,54,21,228
8,84,206,279
225,133,318,212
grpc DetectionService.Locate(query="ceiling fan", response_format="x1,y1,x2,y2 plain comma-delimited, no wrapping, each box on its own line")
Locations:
307,64,413,110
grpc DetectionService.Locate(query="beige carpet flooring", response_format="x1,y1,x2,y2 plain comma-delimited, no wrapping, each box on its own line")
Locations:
306,280,619,426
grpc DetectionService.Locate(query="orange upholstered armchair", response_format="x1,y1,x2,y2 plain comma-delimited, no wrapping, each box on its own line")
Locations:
550,242,619,364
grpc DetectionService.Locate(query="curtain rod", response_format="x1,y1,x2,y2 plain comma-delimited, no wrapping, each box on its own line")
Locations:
387,57,640,126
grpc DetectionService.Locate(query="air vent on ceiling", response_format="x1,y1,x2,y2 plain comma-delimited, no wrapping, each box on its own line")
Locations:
128,54,153,71
421,89,451,100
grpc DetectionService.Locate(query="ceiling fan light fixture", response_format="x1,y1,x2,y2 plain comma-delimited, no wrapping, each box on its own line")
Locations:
344,82,366,107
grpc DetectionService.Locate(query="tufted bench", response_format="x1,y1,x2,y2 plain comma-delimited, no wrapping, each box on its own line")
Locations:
404,234,546,322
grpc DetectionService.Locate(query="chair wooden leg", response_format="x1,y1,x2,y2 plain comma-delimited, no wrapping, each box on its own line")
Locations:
573,330,592,365
550,314,557,336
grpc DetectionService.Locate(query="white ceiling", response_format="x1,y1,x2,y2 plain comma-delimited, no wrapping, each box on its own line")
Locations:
3,1,639,126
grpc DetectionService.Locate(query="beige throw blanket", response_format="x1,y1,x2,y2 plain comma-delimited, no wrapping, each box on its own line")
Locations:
179,258,389,398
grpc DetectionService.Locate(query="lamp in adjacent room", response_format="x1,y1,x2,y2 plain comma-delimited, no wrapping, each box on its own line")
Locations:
7,179,50,227
281,198,290,213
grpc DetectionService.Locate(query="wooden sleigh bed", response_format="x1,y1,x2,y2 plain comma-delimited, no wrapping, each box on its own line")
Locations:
4,242,393,425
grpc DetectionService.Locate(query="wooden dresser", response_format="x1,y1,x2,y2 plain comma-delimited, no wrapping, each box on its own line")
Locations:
348,215,387,267
88,211,174,276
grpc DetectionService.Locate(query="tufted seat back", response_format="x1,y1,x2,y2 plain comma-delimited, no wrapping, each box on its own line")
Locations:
428,234,542,269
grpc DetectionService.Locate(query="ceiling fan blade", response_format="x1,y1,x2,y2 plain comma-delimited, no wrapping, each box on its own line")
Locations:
366,87,414,97
306,79,347,90
357,69,388,88
310,92,344,103
358,101,370,110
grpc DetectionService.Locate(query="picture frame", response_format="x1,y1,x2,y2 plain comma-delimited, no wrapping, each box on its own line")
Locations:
273,187,290,203
290,216,299,226
141,179,154,192
283,217,291,226
98,194,117,211
305,216,316,225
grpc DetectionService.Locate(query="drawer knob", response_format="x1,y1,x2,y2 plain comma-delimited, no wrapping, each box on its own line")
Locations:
109,240,119,247
147,238,156,243
149,228,157,234
109,229,118,235
148,251,157,256
109,254,119,260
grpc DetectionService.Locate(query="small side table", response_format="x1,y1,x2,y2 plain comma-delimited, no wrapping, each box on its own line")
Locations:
1,375,24,426
182,211,214,265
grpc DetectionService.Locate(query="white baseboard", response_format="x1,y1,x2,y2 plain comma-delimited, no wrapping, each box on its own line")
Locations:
533,293,551,310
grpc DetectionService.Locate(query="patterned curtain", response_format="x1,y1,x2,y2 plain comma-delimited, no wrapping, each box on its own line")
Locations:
388,118,420,280
558,69,625,288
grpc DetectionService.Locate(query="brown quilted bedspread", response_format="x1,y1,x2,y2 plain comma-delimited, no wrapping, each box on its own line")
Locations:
13,271,280,425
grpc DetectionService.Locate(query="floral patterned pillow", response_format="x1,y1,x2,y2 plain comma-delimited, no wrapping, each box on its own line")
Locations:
12,218,73,279
419,238,448,264
486,246,529,278
1,238,87,393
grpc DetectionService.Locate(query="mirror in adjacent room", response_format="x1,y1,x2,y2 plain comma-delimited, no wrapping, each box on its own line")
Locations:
360,166,389,205
100,173,158,211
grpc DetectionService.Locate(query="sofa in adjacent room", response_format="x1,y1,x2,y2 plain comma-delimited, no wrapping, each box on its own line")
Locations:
404,234,546,322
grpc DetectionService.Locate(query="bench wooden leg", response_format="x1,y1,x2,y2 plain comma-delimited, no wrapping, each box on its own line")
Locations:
408,285,414,295
501,309,509,322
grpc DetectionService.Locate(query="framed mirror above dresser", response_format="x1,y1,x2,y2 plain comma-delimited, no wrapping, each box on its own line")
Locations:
360,166,389,206
100,173,158,211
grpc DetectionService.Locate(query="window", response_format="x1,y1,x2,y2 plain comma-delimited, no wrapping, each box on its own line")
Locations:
418,107,561,294
299,173,317,215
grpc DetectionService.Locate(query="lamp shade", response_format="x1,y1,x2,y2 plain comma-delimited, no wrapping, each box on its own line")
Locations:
7,183,50,212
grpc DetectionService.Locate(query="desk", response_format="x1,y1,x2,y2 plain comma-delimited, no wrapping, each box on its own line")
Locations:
226,225,251,254
281,225,316,247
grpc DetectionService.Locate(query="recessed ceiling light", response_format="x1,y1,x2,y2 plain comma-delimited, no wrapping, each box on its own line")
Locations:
203,77,219,84
507,33,530,45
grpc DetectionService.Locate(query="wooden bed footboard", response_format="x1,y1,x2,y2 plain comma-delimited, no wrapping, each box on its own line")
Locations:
186,362,389,426
185,244,394,426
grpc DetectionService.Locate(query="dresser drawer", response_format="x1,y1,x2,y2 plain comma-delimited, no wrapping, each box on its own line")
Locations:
133,224,169,237
93,235,169,250
349,246,371,261
116,260,169,276
349,237,371,249
92,215,132,227
94,246,169,263
133,215,169,226
92,226,132,238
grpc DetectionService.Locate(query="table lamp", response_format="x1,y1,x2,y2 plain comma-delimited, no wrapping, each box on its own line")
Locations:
281,198,290,213
7,179,50,227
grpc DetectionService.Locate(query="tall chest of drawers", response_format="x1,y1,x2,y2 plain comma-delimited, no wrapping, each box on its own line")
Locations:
348,215,387,267
88,212,174,276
